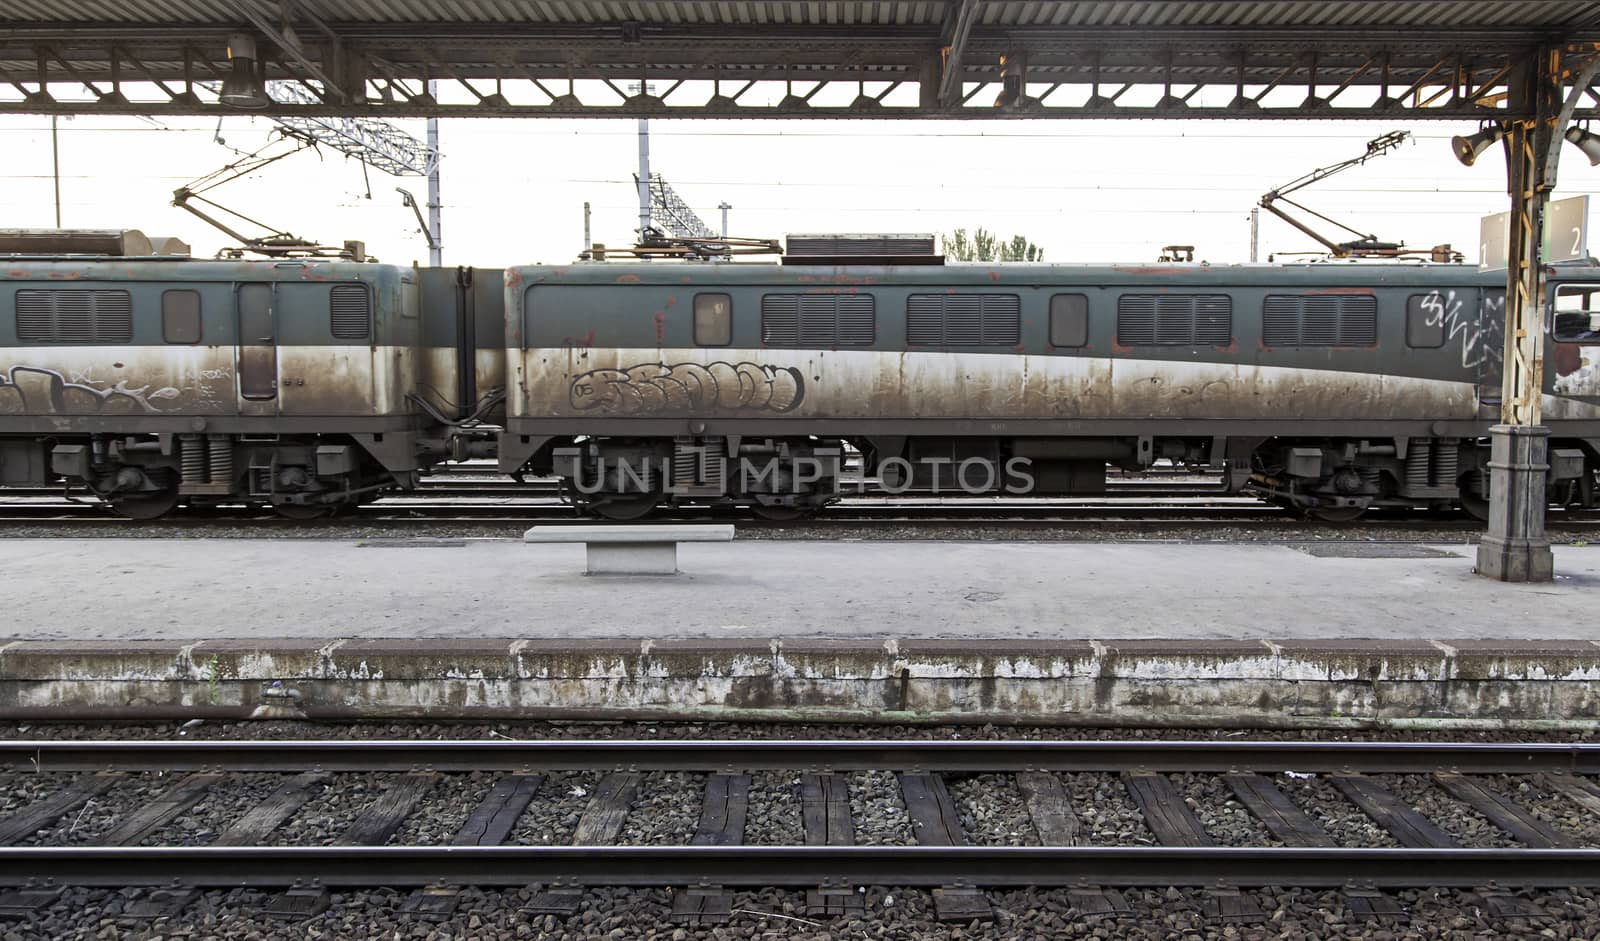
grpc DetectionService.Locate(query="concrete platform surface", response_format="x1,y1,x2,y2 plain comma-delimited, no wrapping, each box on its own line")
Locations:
6,537,1597,641
6,538,1599,727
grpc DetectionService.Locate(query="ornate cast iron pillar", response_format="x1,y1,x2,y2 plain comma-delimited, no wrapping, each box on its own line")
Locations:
1477,48,1559,582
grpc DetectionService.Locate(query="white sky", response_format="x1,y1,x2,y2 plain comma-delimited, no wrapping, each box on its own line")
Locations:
4,106,1598,268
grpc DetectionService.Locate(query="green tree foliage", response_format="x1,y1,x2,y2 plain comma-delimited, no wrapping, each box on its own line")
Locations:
941,228,1044,262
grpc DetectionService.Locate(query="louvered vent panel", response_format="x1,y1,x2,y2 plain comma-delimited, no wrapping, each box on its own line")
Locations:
15,292,52,342
1262,296,1300,346
15,289,131,343
1116,295,1157,345
329,284,371,340
1154,296,1193,344
761,295,800,345
797,295,835,346
943,296,982,345
835,295,876,345
761,294,874,347
56,292,95,342
1119,294,1230,345
980,295,1021,344
1262,294,1376,347
906,295,946,345
1338,296,1378,345
1301,296,1340,345
1194,295,1232,345
906,294,1019,345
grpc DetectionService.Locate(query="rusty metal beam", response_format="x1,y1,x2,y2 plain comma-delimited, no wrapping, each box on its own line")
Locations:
2,27,1597,119
937,0,981,106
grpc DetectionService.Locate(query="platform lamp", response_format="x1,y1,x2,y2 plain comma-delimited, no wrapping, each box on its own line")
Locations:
1451,124,1505,167
1565,124,1600,166
219,34,271,109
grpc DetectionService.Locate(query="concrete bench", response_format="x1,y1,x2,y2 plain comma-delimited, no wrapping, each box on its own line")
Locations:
523,524,735,575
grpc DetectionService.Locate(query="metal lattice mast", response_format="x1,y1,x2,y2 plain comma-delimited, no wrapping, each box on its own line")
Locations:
263,81,438,177
645,173,714,239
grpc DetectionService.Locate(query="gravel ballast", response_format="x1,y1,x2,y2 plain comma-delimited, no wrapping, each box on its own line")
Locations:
0,723,1596,937
11,884,1598,941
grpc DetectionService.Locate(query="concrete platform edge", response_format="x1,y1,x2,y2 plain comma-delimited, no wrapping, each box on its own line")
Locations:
4,637,1600,728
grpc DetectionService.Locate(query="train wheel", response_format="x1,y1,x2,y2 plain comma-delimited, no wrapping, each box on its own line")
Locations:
1459,472,1490,522
273,502,337,521
1305,506,1366,523
749,502,816,522
590,492,659,521
109,487,180,520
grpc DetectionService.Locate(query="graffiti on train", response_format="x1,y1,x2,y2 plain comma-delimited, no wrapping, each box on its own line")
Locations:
0,365,184,415
1418,290,1502,370
1555,347,1600,396
568,361,806,415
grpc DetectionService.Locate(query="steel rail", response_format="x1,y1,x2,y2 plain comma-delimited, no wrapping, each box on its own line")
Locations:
5,740,1598,774
1,846,1597,890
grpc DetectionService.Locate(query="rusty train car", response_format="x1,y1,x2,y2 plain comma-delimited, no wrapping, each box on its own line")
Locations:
0,231,475,517
499,257,1600,520
3,230,1599,520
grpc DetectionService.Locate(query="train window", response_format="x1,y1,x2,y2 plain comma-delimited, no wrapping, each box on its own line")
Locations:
907,294,1020,345
1554,285,1600,342
1049,294,1089,347
15,289,132,344
329,284,371,340
762,294,875,346
1116,294,1231,346
1405,295,1446,348
161,290,202,344
694,293,732,346
1262,295,1376,347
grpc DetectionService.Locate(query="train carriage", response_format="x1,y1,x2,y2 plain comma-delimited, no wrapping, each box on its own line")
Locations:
0,231,448,517
499,258,1600,520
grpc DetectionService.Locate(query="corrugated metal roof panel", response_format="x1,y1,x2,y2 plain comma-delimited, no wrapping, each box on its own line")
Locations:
7,0,1600,28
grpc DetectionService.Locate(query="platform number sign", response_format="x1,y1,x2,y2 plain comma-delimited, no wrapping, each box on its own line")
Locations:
1479,195,1590,270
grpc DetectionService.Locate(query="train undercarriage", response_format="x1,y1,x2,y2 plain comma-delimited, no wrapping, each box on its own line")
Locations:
6,430,1596,522
1250,437,1598,521
20,433,407,519
549,436,844,521
536,432,1600,522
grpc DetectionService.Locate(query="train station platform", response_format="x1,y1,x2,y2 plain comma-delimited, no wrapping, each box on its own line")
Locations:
4,536,1598,728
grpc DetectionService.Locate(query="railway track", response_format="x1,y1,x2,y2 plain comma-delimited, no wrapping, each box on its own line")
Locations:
0,500,1596,531
5,465,1596,529
1,739,1598,925
0,477,1232,503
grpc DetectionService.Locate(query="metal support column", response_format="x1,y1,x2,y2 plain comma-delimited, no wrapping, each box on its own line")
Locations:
1476,49,1559,582
637,115,652,237
425,81,442,266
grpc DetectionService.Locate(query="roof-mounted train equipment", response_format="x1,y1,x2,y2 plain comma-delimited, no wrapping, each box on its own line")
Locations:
781,233,944,266
581,228,782,262
1258,131,1463,263
170,130,368,261
0,229,190,258
578,231,947,266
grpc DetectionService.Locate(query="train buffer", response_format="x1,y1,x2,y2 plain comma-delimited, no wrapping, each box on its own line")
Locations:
523,524,735,575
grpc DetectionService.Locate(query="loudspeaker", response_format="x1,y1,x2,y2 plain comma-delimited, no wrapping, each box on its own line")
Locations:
1451,126,1502,167
219,35,270,109
1566,126,1600,166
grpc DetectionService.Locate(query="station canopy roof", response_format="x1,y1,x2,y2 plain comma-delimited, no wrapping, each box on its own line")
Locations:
5,1,1600,117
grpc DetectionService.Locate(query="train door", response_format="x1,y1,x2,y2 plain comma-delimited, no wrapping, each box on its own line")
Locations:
236,282,277,415
1476,289,1506,417
1551,283,1600,402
